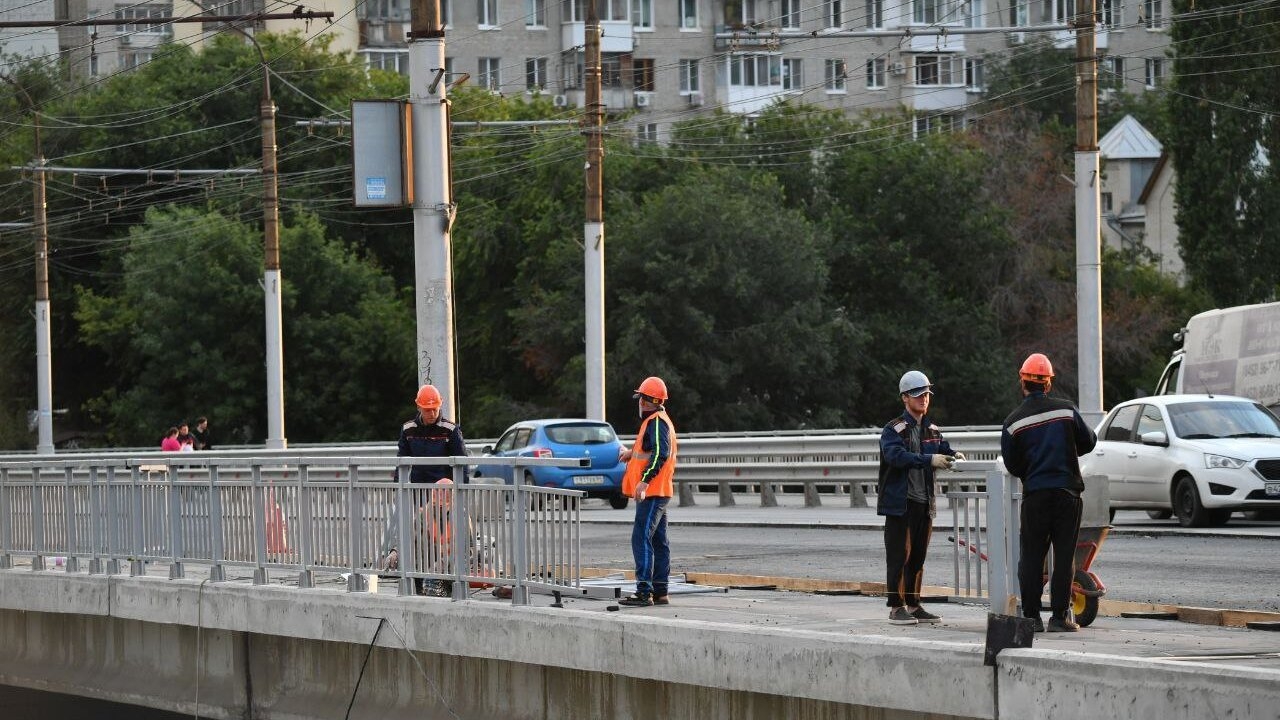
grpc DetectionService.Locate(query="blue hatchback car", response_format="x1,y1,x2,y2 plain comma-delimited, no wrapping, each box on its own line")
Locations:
473,419,630,509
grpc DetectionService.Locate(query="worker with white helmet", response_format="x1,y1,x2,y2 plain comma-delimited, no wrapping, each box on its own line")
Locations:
877,370,962,625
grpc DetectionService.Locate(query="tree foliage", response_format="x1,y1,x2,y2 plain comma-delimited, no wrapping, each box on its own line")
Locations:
1167,0,1280,305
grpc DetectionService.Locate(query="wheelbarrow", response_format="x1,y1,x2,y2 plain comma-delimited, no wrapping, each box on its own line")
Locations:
951,525,1110,627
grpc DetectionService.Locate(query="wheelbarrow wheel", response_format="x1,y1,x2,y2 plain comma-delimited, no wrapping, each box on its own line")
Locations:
1071,570,1100,627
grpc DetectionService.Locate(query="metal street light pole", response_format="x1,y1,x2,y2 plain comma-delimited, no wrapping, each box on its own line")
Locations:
583,0,605,421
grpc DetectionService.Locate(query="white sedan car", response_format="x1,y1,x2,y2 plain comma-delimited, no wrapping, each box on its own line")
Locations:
1081,394,1280,527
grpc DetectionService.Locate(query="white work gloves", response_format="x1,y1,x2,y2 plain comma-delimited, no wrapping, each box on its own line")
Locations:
930,454,956,470
953,451,966,462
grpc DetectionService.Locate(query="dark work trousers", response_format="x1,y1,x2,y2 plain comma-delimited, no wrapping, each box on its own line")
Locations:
631,496,670,598
883,500,933,608
1019,488,1084,619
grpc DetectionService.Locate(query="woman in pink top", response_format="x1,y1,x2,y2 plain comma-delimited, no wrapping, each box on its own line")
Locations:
160,427,181,451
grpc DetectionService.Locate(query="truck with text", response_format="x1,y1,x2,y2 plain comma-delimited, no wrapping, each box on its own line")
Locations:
1155,301,1280,411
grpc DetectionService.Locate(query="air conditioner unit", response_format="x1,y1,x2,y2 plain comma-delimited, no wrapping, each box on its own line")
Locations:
687,92,704,107
552,94,568,107
635,93,651,108
119,33,131,46
890,62,906,76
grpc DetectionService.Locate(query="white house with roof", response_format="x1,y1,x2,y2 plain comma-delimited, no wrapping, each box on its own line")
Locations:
1099,114,1183,280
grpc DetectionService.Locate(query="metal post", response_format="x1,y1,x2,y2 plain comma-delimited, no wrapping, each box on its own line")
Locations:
261,63,287,450
396,465,414,596
409,0,458,419
105,466,120,575
32,466,45,571
512,461,529,605
1075,0,1104,424
63,467,78,572
583,0,605,421
167,462,184,579
451,464,466,600
297,465,313,588
986,470,1013,612
208,465,225,582
252,465,268,585
130,466,144,576
347,463,370,592
0,468,11,569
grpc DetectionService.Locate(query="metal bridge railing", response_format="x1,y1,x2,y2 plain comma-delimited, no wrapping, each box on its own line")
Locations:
946,470,1021,608
0,454,587,605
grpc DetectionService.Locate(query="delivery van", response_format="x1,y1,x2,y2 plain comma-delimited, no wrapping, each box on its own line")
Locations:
1155,301,1280,410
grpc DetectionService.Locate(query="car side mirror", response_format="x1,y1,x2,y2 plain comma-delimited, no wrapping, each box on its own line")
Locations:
481,445,493,455
1140,431,1169,447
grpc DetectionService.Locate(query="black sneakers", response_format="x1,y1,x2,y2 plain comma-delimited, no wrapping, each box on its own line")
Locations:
1046,615,1080,632
1029,616,1046,633
619,594,653,607
910,607,941,624
888,607,917,625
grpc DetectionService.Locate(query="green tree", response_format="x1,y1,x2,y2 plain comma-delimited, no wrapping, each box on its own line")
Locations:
822,124,1016,424
1167,0,1280,305
75,206,412,445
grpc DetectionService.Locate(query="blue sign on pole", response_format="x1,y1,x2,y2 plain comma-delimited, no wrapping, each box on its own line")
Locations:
366,177,387,200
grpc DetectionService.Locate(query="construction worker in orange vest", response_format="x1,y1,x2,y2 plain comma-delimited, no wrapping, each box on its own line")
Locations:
619,376,678,607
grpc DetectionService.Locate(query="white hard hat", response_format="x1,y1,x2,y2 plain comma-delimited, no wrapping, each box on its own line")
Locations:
898,370,933,398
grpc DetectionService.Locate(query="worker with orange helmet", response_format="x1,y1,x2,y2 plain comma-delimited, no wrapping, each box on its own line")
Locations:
618,376,678,607
877,370,962,625
381,383,468,588
1000,353,1097,633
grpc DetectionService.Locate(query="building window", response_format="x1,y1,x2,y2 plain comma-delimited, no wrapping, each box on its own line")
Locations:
526,57,548,90
362,49,410,74
824,58,847,92
601,53,626,87
633,0,653,28
726,0,757,27
478,0,498,27
865,0,883,28
914,54,961,85
637,122,659,144
562,51,584,88
527,0,546,26
121,50,154,68
782,58,802,89
866,57,886,88
1101,0,1122,28
781,0,801,28
633,58,655,91
479,57,501,90
679,0,698,28
115,4,170,35
963,0,983,27
914,113,957,136
1101,55,1124,87
964,57,983,91
913,0,949,24
1144,0,1166,28
679,58,700,92
1101,192,1113,214
1052,0,1074,23
730,53,782,87
1145,57,1165,87
1009,0,1028,25
825,0,842,28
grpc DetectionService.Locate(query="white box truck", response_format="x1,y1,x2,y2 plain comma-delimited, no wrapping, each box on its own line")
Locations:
1155,301,1280,410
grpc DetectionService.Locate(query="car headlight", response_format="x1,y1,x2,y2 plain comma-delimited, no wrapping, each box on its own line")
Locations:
1204,453,1246,470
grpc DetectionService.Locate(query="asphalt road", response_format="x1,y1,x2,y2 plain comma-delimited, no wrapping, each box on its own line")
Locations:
577,510,1280,612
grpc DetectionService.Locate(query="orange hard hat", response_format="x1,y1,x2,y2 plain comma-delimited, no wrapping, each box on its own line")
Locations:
415,384,443,410
632,376,668,402
1019,353,1055,381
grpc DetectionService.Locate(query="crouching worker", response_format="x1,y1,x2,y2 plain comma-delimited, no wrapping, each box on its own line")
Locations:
414,478,475,597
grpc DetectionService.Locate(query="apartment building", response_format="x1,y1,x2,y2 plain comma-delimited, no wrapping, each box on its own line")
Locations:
0,0,61,67
356,0,1175,142
51,0,354,81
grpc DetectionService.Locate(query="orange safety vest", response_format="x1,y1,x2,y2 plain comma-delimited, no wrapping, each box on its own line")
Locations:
622,410,678,499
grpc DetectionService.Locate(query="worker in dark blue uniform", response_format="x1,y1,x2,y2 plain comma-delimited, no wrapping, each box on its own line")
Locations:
1000,353,1097,633
381,384,467,595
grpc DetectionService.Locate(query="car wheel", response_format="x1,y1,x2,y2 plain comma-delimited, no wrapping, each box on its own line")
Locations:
1146,509,1173,520
1173,476,1212,528
609,494,629,510
1070,570,1100,628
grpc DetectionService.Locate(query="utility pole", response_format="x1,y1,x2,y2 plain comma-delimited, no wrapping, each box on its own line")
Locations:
3,74,54,454
583,0,605,421
1074,0,1103,424
227,26,288,450
409,0,457,420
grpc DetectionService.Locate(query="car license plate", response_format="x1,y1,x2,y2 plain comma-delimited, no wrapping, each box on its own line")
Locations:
1267,482,1280,497
574,475,606,486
